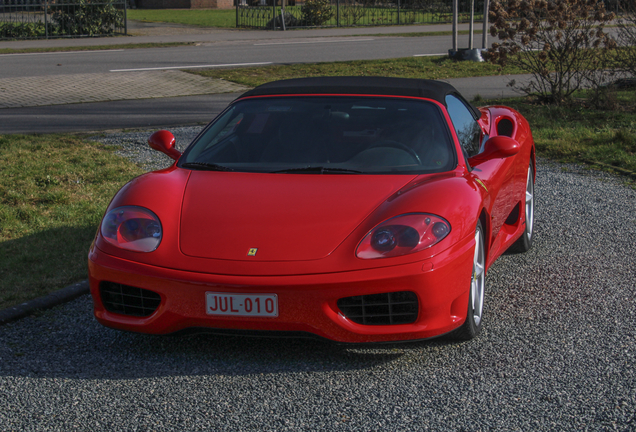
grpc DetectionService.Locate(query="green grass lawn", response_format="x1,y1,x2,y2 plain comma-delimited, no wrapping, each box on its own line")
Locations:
127,9,237,28
0,135,144,310
189,56,525,87
489,94,636,174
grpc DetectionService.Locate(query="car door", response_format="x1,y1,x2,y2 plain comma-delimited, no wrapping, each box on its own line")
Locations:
445,94,517,244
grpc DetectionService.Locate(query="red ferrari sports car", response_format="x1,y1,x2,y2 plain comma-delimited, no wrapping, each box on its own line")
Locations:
88,77,535,343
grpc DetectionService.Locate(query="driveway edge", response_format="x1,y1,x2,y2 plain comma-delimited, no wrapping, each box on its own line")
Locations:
0,280,90,325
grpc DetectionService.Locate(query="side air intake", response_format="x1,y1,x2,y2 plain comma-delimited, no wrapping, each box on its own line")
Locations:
100,282,161,317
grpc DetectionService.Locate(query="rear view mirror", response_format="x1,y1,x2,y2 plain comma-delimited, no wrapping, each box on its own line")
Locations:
468,136,520,166
148,130,182,161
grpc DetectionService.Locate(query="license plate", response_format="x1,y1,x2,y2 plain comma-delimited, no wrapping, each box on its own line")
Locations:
205,292,278,317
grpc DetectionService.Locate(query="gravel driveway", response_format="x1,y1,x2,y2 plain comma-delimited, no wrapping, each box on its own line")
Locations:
0,129,635,431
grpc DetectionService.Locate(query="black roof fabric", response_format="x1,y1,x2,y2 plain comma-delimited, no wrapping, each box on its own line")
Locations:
239,77,459,106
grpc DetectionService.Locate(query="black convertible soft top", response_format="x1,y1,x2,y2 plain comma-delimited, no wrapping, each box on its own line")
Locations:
238,76,479,117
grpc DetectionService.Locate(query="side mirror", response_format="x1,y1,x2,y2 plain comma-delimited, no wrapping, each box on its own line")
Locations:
148,130,182,161
468,135,520,166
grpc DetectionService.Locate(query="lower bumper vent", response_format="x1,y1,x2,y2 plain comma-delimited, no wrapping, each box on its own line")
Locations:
337,291,418,325
100,282,161,317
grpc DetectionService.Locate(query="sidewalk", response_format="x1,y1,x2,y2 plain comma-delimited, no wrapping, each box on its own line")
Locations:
0,70,248,109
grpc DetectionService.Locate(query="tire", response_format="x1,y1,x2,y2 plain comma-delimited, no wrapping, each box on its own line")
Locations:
451,221,485,341
509,162,535,253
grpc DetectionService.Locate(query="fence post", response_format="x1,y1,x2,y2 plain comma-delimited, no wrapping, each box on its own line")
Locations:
281,4,286,30
236,0,239,28
397,0,400,25
272,0,277,29
468,0,473,49
452,0,458,51
481,0,489,48
337,0,340,27
44,0,48,39
124,0,128,35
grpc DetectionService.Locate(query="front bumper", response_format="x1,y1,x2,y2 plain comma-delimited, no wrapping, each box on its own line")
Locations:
88,236,475,343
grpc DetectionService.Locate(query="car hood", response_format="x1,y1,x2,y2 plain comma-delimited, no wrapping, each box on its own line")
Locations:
180,172,416,261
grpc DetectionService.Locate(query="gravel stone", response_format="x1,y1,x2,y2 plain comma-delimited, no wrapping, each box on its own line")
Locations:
91,126,203,171
1,138,635,431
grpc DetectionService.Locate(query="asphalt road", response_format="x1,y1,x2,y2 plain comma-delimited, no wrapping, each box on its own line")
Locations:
0,144,634,430
0,35,466,79
0,94,240,134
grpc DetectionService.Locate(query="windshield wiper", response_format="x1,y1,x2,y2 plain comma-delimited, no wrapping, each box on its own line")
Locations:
271,166,363,174
181,162,234,172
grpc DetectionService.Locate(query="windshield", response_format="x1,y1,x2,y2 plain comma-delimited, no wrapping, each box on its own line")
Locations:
180,96,456,174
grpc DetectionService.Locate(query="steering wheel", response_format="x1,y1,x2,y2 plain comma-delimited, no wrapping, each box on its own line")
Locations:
367,140,422,165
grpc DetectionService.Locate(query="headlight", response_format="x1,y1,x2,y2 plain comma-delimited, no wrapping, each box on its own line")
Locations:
100,206,162,252
356,213,451,259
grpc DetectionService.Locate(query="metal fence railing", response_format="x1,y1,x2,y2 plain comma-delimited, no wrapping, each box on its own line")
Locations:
1,0,127,40
236,0,483,29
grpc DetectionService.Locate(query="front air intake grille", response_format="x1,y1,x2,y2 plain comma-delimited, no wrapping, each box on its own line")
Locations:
100,282,161,317
337,291,418,325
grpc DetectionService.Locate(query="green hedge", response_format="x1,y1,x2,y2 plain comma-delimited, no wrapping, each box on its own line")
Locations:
1,0,124,39
51,0,124,36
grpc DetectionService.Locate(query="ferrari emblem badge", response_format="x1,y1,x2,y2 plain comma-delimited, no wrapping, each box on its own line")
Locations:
247,248,258,256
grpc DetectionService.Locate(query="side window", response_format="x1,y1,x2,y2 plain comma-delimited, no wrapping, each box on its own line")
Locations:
445,95,482,158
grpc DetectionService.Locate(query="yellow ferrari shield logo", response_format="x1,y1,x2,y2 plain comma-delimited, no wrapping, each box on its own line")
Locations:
247,248,258,256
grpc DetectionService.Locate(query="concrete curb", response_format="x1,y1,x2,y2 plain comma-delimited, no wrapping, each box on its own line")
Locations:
583,159,636,179
0,280,90,326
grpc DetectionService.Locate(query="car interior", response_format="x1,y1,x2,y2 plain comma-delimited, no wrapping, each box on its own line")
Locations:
183,97,456,174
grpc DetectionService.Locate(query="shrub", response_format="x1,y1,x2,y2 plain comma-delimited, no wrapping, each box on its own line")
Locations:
52,0,124,36
301,0,334,26
485,0,616,104
0,22,48,38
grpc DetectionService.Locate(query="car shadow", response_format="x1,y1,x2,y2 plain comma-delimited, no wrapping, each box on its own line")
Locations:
0,295,457,380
